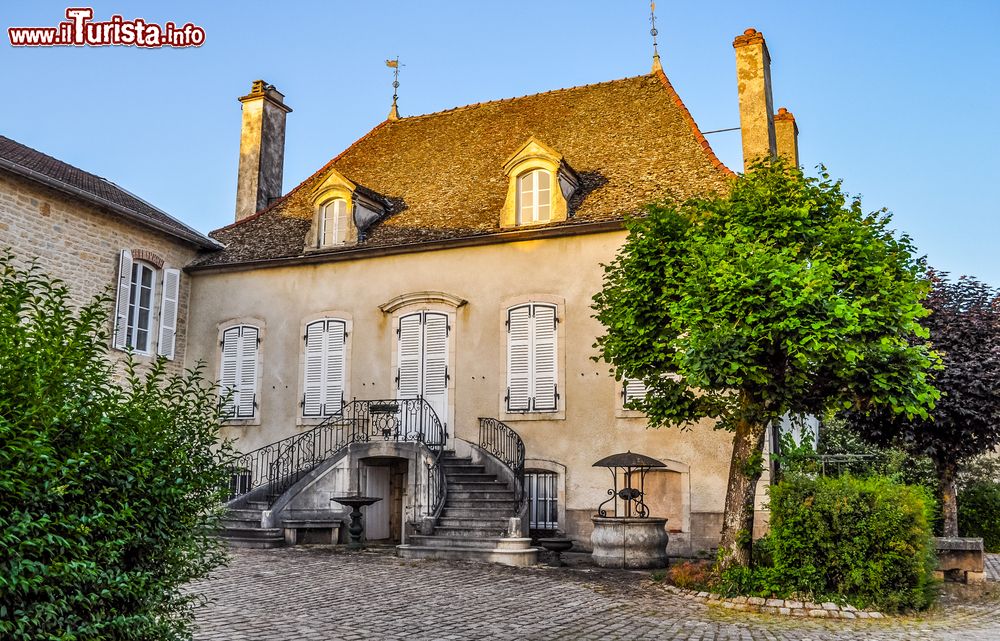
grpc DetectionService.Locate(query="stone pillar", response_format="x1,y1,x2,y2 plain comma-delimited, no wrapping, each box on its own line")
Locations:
774,107,800,167
733,28,776,171
235,80,292,222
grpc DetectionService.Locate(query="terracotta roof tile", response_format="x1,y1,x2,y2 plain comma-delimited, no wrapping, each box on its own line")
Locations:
199,73,732,267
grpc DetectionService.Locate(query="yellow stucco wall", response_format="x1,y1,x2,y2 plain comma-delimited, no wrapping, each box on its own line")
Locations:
186,230,737,551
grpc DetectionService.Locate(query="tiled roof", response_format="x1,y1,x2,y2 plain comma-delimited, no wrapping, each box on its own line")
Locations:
198,71,732,267
0,135,218,249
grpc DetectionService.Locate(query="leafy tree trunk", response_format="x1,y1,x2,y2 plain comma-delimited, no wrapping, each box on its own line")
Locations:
939,460,959,537
718,411,769,570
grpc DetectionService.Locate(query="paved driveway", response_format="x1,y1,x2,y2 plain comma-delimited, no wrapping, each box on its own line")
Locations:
192,548,1000,641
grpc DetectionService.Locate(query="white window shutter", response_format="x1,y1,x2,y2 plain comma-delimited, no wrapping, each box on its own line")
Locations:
397,314,422,398
623,377,648,405
422,314,449,397
532,305,558,411
219,327,240,418
506,305,531,411
302,321,325,417
236,326,259,418
325,320,346,413
113,249,132,350
156,268,180,359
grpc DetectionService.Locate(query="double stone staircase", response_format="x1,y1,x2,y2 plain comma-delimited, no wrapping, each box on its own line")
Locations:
218,500,284,548
397,451,538,566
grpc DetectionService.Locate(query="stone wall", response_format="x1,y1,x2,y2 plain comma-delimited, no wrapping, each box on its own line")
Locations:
0,171,202,374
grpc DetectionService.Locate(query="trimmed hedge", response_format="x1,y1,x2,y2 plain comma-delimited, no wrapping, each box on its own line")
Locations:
959,482,1000,552
722,474,937,612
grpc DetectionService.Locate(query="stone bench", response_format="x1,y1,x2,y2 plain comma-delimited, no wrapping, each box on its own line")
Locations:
282,518,343,545
933,536,985,583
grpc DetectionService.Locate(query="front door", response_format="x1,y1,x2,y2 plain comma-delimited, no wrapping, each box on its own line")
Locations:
364,465,391,541
396,311,449,437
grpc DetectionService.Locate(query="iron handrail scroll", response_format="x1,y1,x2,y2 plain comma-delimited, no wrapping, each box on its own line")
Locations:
478,417,526,516
226,397,447,516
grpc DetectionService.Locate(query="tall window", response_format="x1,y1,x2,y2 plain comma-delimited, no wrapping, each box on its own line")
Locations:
302,319,347,417
506,303,558,412
125,261,156,352
320,198,349,247
219,325,260,419
516,169,551,225
113,249,181,359
526,471,558,532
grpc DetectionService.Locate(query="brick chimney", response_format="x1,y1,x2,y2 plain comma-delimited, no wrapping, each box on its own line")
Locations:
235,80,292,222
733,28,776,171
773,107,799,167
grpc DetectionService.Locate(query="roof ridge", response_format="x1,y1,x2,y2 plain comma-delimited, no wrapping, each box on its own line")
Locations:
395,73,654,122
652,69,736,178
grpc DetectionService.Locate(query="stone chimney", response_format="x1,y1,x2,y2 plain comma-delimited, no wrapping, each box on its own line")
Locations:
773,107,799,167
235,80,292,222
733,28,776,171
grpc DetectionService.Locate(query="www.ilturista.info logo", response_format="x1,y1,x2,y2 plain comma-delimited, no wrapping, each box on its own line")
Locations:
8,7,205,48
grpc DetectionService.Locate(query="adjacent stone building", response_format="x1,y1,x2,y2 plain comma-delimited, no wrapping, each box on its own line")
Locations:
0,135,219,373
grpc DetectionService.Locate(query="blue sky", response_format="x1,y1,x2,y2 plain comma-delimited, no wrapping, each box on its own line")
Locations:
2,1,998,283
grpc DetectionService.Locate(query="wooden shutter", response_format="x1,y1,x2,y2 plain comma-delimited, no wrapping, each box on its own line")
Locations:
302,321,325,417
156,268,180,359
623,377,648,405
324,320,346,413
219,326,240,417
397,314,422,398
422,314,449,398
506,305,531,411
236,326,259,418
532,305,558,411
113,249,133,350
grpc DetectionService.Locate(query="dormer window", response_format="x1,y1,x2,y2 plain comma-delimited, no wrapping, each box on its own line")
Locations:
307,168,386,251
501,137,579,229
320,198,349,247
517,169,552,225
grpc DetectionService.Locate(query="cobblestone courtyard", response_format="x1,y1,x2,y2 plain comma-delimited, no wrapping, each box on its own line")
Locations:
192,547,1000,641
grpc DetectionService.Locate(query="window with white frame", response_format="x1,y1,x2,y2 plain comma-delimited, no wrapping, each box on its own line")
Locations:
506,303,558,412
302,319,347,417
622,377,648,406
219,325,260,419
319,198,349,247
516,169,551,225
525,471,559,531
112,249,180,359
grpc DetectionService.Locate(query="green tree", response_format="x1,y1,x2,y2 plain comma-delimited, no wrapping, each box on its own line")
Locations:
592,162,937,569
0,254,232,640
844,272,1000,537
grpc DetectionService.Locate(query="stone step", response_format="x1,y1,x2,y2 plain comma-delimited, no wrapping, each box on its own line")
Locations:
432,526,507,538
441,464,486,473
396,544,538,567
446,473,500,483
441,507,516,519
227,508,264,520
408,535,532,550
446,481,510,490
244,501,270,510
445,498,518,510
216,527,285,549
220,518,262,529
447,490,516,500
437,516,511,528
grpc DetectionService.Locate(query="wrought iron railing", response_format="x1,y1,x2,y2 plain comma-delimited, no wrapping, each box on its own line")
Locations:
226,398,447,513
478,417,526,515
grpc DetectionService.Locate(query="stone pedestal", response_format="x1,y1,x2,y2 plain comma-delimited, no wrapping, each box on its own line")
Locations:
934,536,985,583
591,516,669,569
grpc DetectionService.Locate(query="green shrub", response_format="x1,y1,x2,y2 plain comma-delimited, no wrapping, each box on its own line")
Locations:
721,474,938,612
958,482,1000,552
0,255,232,640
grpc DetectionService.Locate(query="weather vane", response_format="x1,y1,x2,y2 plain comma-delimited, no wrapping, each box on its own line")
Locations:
386,56,402,120
650,2,662,73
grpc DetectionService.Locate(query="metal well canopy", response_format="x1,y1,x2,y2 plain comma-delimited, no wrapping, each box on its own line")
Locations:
592,451,667,469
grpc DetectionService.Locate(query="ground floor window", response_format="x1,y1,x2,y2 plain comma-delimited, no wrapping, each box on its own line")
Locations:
526,471,558,533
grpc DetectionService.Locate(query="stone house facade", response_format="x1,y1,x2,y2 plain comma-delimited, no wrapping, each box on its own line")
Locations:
0,135,219,374
182,29,801,557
